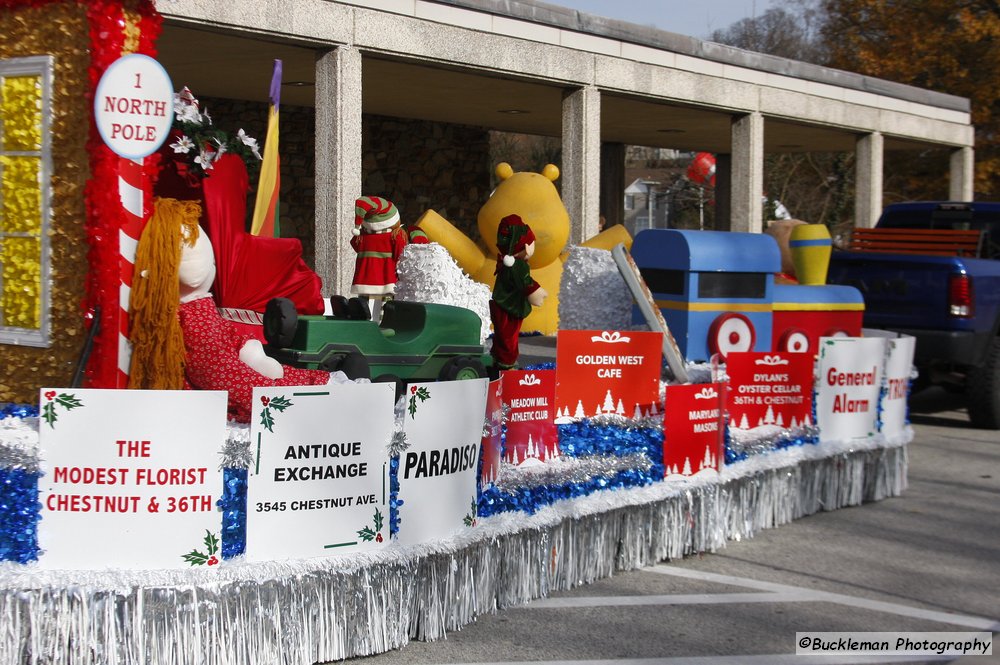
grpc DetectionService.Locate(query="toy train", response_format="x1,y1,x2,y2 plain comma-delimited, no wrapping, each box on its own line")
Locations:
629,229,864,362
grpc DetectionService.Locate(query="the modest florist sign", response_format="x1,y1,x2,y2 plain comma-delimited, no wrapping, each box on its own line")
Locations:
247,383,393,560
503,369,558,465
397,379,487,546
663,383,724,479
38,389,227,570
555,330,662,419
726,352,814,429
94,54,173,159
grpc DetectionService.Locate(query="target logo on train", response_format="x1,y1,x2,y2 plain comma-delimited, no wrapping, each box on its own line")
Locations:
629,229,864,362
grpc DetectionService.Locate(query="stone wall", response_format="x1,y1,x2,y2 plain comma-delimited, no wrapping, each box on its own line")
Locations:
200,97,491,267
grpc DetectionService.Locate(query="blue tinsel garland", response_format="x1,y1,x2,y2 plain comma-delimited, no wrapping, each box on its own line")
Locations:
218,468,247,559
0,468,40,564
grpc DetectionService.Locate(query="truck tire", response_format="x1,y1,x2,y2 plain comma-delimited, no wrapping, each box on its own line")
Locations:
439,356,487,381
967,337,1000,429
263,298,298,349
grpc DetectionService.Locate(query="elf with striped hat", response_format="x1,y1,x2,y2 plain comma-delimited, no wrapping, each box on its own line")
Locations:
490,214,547,369
350,196,408,305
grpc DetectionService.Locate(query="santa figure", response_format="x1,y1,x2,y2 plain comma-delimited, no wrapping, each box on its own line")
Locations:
351,196,408,320
489,214,547,369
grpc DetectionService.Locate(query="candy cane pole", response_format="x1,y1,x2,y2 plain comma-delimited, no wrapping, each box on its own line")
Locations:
117,156,145,388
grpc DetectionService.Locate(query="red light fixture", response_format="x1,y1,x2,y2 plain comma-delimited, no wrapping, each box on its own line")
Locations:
948,273,974,318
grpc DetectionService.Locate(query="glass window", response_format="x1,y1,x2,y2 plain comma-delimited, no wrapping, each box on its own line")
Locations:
0,56,51,347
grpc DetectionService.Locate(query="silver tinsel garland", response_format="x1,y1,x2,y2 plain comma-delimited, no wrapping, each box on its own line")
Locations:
0,433,909,665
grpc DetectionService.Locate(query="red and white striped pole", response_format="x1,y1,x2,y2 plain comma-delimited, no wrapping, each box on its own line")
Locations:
117,156,145,388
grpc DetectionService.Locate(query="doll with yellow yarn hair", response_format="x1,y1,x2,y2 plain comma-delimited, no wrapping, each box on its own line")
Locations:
128,197,331,423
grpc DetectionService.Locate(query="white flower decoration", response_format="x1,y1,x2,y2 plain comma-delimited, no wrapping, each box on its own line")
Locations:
194,147,217,171
169,135,195,154
213,138,228,156
237,129,262,160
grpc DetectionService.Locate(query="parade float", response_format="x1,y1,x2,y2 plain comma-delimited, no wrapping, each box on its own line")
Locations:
0,2,913,663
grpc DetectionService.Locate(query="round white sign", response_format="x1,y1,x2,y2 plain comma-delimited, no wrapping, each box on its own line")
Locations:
93,54,174,159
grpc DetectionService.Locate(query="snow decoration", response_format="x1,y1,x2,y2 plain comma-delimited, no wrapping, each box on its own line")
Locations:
558,246,632,331
395,243,492,344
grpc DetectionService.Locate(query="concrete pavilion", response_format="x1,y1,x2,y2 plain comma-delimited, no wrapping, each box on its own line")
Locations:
155,0,974,297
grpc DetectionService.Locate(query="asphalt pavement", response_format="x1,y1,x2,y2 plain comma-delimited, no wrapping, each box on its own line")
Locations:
342,383,999,665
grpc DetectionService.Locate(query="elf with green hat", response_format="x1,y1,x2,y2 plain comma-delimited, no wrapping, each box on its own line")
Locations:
350,196,408,315
490,214,548,369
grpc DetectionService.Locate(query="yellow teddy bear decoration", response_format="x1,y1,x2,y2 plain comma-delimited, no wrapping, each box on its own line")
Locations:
414,162,631,334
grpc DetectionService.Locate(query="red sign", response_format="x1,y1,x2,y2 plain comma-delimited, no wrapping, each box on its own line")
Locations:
481,379,503,484
502,369,558,466
555,330,662,420
725,352,814,429
663,383,724,479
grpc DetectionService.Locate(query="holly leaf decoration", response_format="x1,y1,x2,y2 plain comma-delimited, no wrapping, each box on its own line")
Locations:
182,530,221,566
203,530,220,556
42,392,83,429
55,393,83,410
182,549,211,566
358,508,385,541
407,386,431,419
463,499,477,527
260,407,275,433
269,396,293,412
42,402,57,428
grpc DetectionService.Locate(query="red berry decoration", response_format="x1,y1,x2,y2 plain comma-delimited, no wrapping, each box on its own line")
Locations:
207,556,219,566
375,533,383,543
44,391,56,400
261,396,270,406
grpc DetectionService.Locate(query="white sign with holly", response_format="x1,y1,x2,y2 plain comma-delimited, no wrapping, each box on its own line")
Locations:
37,389,227,570
877,334,916,437
815,337,888,442
396,379,488,545
246,383,394,560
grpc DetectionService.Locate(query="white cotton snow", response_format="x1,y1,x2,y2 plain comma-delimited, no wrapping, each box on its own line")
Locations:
394,243,492,344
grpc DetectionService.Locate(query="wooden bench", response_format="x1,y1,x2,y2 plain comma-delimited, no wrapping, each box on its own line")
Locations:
848,227,983,257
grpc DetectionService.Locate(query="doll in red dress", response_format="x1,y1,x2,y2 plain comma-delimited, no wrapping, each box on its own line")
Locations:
350,196,407,321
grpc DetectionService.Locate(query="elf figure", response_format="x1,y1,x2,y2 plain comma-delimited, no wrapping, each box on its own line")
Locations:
490,214,548,369
351,196,408,321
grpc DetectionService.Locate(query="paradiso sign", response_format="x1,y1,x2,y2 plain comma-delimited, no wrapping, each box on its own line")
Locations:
93,54,173,158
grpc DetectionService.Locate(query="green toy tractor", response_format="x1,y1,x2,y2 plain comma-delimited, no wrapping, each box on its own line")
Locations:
263,297,493,385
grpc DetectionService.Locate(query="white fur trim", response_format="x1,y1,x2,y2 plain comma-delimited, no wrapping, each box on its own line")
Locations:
352,227,361,236
362,210,400,232
503,255,515,267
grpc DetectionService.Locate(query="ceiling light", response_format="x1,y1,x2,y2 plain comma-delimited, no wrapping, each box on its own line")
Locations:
657,128,685,134
499,109,529,114
283,81,314,87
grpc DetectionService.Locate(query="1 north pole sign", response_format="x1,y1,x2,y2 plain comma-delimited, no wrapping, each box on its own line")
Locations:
502,369,558,465
94,54,173,158
663,383,724,479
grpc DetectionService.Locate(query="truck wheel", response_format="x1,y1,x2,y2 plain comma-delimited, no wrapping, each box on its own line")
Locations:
263,298,298,349
320,351,371,381
967,337,1000,429
440,356,487,381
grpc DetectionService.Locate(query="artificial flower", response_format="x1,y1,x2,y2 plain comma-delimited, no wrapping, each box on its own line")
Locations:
169,135,195,154
237,129,262,160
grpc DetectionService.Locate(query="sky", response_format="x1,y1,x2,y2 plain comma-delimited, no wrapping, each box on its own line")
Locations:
549,0,781,40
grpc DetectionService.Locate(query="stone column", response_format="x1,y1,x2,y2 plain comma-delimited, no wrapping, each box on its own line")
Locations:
561,86,601,244
854,132,884,229
949,146,974,201
315,46,363,297
730,112,764,233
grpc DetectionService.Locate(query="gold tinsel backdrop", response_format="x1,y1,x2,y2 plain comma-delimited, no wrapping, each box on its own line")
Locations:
0,2,91,403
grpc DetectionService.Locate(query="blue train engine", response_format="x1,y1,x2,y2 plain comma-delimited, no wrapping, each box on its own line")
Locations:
630,229,864,362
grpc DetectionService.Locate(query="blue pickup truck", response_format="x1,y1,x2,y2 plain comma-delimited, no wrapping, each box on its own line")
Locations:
827,202,1000,428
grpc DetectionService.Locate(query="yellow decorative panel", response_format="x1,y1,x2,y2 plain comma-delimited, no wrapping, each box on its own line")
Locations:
0,155,41,234
1,75,42,152
1,236,42,330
